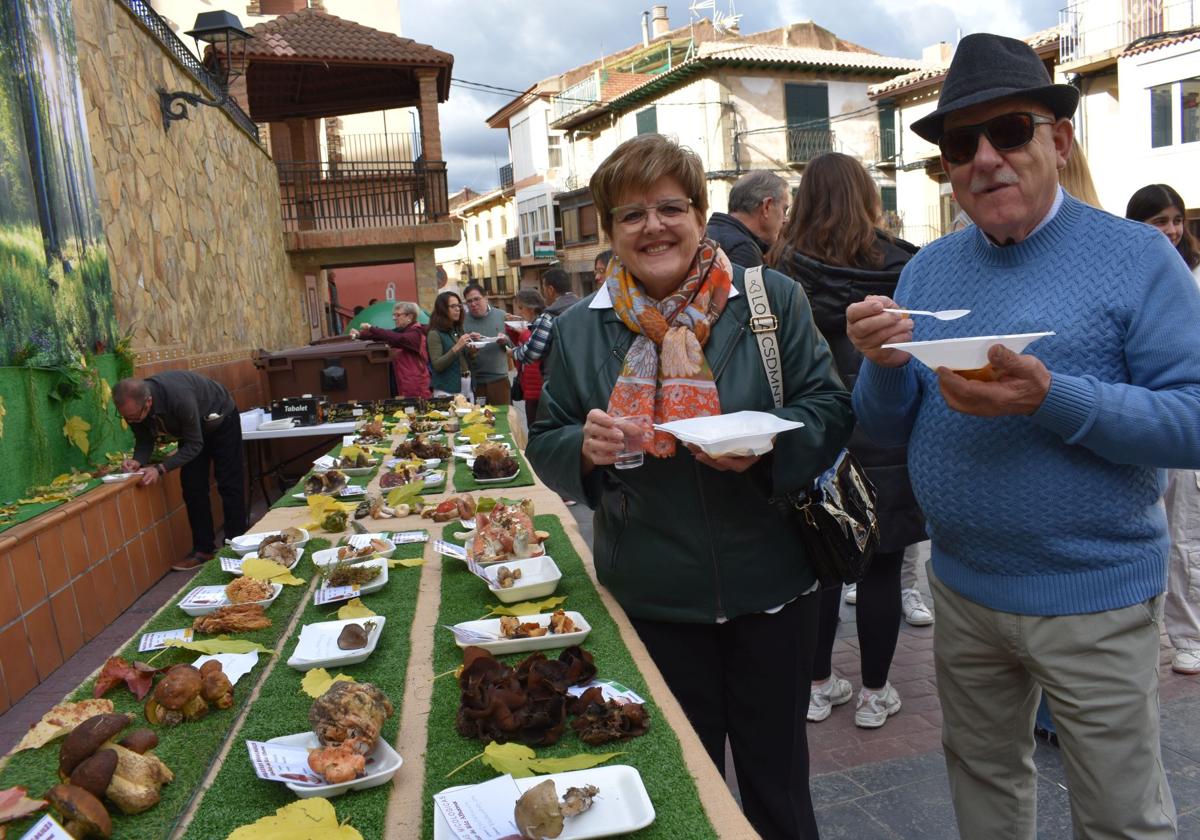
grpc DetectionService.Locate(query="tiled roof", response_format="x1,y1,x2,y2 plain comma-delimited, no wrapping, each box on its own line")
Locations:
692,41,921,72
1123,27,1200,56
869,25,1061,99
242,8,452,67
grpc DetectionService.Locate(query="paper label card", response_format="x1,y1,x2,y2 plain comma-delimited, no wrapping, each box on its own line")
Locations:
219,556,245,574
445,624,497,644
139,628,193,652
19,815,74,840
180,586,227,607
435,540,467,559
389,530,429,544
567,678,646,706
314,584,360,606
245,740,323,786
433,774,522,840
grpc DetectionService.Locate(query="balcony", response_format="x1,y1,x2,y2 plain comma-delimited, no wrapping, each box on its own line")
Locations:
878,127,897,164
331,132,422,165
1060,0,1199,65
499,163,514,190
505,236,520,262
276,160,448,233
552,72,600,122
787,128,836,165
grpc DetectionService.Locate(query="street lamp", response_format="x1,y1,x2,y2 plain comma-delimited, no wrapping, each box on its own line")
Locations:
158,11,253,132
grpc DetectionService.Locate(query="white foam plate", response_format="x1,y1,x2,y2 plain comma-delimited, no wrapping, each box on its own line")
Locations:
220,550,301,575
313,460,379,477
257,418,297,431
315,558,389,600
294,485,365,500
228,529,311,556
483,556,562,604
287,616,386,670
473,470,521,485
457,435,505,443
179,583,283,616
312,538,397,569
655,410,805,457
882,331,1055,372
267,731,402,798
450,611,589,654
433,765,654,839
101,472,137,483
505,319,528,330
468,337,501,348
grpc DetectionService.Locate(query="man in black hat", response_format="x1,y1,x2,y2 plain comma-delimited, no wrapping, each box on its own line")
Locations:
845,32,1200,838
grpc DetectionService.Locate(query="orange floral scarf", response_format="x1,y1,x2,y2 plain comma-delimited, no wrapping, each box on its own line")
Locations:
605,239,732,457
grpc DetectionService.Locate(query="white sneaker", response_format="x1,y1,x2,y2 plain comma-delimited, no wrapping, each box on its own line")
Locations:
901,588,934,626
1172,649,1200,675
844,584,857,605
855,683,902,728
808,674,852,722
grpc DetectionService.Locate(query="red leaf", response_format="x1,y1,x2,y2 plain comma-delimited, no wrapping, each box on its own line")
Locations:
94,656,158,701
0,786,47,823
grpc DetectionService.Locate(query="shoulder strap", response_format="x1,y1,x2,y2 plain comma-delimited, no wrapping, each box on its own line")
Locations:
744,265,783,409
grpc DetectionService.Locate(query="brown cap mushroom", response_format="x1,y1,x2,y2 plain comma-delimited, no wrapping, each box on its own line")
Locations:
200,669,234,710
68,749,118,799
153,665,202,711
45,784,112,839
117,729,158,755
59,713,132,779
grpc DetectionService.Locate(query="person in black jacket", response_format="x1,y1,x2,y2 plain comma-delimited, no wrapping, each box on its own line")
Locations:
768,152,925,730
705,170,789,268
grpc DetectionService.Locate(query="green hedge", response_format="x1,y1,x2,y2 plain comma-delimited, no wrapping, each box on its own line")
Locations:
420,515,717,839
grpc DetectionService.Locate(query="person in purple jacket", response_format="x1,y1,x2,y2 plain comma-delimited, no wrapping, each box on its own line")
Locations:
350,301,431,398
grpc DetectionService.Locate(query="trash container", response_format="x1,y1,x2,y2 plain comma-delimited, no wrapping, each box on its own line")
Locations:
253,339,393,403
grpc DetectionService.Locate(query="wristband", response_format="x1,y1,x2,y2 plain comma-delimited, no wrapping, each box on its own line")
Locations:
156,463,166,476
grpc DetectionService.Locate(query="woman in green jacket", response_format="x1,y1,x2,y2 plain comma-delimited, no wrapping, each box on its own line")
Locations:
426,291,473,397
527,135,853,840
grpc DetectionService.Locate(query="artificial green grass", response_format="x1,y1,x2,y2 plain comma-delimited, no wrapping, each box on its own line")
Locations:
449,433,536,493
180,533,427,840
0,540,327,839
272,472,376,508
419,516,717,840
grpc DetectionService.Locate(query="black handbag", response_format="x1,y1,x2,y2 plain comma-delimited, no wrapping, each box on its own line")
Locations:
744,266,880,588
510,369,525,403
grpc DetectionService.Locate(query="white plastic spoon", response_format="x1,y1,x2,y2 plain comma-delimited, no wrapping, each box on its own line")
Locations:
883,308,971,321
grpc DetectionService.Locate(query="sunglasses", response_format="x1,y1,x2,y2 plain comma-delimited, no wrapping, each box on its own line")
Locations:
939,112,1055,165
610,198,693,227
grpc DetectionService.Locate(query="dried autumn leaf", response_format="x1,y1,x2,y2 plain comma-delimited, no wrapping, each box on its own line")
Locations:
0,395,6,439
240,557,305,585
0,786,47,823
460,424,491,445
480,741,622,778
388,555,425,568
163,638,271,655
486,596,568,618
9,699,115,753
94,656,160,701
63,415,91,456
300,668,357,699
336,598,377,619
226,797,363,840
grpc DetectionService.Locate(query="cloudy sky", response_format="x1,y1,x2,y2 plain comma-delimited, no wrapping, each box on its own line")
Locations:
400,0,1059,193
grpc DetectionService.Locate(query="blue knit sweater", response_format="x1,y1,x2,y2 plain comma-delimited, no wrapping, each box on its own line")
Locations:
854,194,1200,615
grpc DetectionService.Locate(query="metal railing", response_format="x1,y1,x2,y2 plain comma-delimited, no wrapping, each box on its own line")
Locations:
1059,0,1198,63
275,160,448,233
551,72,600,122
505,237,520,261
499,163,514,190
879,127,897,162
115,0,259,141
330,132,421,165
786,128,836,164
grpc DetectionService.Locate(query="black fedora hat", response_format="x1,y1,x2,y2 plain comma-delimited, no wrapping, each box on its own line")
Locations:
911,33,1079,144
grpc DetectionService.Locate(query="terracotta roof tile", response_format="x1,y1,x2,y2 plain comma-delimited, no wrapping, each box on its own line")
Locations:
693,41,921,72
1123,27,1200,56
242,8,452,67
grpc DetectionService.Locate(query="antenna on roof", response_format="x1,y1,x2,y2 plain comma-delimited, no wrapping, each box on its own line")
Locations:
690,0,742,35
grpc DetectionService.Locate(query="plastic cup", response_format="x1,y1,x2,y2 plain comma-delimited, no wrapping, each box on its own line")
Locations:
614,415,652,470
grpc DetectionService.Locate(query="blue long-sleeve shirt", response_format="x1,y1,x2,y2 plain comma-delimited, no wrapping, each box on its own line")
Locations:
853,194,1200,615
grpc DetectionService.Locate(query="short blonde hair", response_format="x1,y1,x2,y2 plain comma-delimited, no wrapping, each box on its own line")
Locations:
590,134,707,237
393,301,419,318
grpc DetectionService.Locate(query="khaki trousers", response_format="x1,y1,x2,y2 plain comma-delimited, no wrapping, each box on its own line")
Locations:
1164,470,1200,652
929,565,1175,840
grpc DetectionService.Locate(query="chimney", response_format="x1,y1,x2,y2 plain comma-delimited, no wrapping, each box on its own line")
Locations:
641,10,650,48
922,41,953,66
652,4,669,39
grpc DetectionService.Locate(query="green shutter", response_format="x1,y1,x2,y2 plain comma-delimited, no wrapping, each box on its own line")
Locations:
784,84,831,163
636,107,658,135
880,185,897,214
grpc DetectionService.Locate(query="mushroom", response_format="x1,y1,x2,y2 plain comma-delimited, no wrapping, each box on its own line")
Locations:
45,784,111,839
102,744,173,815
117,729,158,754
59,714,132,779
146,665,206,725
200,668,234,710
68,749,117,799
514,779,564,840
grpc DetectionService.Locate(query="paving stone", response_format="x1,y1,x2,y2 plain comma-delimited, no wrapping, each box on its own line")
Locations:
1035,773,1077,837
855,773,961,839
841,751,947,794
809,771,870,806
814,800,903,839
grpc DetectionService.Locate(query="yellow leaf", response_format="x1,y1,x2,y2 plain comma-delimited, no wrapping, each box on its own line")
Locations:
99,378,112,407
340,445,367,461
486,596,567,617
226,798,363,840
460,425,490,445
120,418,128,430
386,483,425,508
0,395,5,439
389,556,425,568
336,598,377,619
165,638,270,654
63,416,91,456
300,668,356,699
455,741,623,779
241,558,305,585
10,699,115,752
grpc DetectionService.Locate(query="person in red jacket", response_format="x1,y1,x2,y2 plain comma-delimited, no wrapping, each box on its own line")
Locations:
350,301,431,398
505,288,546,426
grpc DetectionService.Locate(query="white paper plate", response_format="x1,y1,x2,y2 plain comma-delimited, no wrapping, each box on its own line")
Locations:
654,410,805,457
313,461,379,477
468,337,501,348
312,538,397,569
450,611,589,654
100,472,137,483
882,331,1055,372
457,435,505,443
257,418,297,431
433,765,654,840
504,319,528,330
294,485,366,501
473,470,521,485
287,616,386,670
483,556,562,604
267,731,402,798
179,583,283,616
228,529,311,556
315,558,389,601
221,550,302,576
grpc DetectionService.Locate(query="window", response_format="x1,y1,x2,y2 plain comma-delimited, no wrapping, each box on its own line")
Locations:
1152,83,1173,148
579,204,598,238
561,207,580,243
548,133,563,168
1149,77,1200,148
636,107,658,135
501,214,508,236
518,194,554,258
784,83,831,163
1184,79,1200,144
878,107,896,160
486,219,493,239
880,186,897,215
473,222,481,242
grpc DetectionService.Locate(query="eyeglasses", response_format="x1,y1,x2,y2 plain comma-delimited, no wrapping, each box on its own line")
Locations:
610,198,693,227
448,303,463,309
938,112,1055,165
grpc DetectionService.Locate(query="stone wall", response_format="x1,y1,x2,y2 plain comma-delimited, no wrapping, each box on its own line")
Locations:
73,0,309,361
